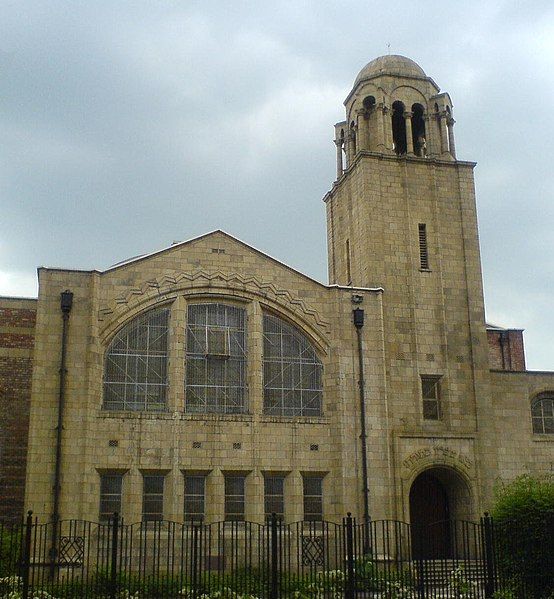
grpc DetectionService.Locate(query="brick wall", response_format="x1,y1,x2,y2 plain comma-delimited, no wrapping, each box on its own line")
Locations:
0,297,36,523
487,328,526,371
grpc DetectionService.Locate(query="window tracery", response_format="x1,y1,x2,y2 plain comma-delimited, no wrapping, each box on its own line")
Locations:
103,308,170,411
185,303,247,414
263,313,323,416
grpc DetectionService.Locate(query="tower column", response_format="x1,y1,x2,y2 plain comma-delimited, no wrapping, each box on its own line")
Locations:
447,117,457,158
383,106,393,152
376,103,386,151
439,111,449,154
357,110,370,152
404,112,414,155
335,138,344,179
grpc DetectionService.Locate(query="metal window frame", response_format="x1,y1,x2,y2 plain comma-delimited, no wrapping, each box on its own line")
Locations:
142,474,165,522
531,395,554,434
224,474,246,522
302,475,323,522
183,474,206,521
264,474,285,520
421,374,441,421
263,313,323,417
99,473,123,522
185,303,248,414
103,308,170,412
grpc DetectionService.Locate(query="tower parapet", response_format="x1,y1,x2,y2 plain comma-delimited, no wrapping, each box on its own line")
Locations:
334,55,457,177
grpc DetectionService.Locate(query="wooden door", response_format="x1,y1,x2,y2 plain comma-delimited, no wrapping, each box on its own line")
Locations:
410,471,451,558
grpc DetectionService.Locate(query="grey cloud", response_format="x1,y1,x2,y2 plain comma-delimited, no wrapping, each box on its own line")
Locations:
1,0,553,368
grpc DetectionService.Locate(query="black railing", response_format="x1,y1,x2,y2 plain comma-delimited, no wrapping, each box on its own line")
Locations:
0,512,547,598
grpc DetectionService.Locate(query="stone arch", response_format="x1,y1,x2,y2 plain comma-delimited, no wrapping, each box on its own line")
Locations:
390,84,427,109
98,270,331,350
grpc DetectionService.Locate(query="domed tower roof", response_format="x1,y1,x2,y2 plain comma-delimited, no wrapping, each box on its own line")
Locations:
354,55,426,85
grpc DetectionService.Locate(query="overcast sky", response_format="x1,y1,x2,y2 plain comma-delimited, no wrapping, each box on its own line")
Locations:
1,1,553,369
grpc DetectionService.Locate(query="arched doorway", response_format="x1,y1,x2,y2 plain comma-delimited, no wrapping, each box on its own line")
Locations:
409,467,472,559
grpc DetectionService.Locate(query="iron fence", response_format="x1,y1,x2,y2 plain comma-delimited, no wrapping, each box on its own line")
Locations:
0,512,545,598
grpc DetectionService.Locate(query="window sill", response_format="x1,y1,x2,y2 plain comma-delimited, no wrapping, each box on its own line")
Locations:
259,415,329,425
419,268,432,273
98,410,173,420
532,434,554,442
182,413,253,422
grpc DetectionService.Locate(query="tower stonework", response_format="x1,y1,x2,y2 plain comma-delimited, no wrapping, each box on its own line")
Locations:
324,55,497,513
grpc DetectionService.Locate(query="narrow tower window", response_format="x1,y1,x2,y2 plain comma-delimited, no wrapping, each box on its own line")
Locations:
391,101,407,155
421,375,441,420
418,223,429,270
411,104,426,156
345,239,352,284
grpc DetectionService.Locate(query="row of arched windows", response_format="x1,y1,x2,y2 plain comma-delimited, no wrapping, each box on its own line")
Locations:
103,304,324,417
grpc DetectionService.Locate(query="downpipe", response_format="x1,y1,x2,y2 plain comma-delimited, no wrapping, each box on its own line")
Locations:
49,290,73,577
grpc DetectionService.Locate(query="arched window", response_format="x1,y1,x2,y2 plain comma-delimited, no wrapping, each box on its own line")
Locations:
185,303,247,414
103,308,170,411
411,103,426,156
531,393,554,434
391,101,407,155
263,313,323,416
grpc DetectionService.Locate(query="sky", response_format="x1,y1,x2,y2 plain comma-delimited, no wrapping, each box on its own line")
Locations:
1,1,553,370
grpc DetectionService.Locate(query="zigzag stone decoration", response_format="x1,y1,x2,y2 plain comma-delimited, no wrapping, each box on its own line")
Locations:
98,270,330,330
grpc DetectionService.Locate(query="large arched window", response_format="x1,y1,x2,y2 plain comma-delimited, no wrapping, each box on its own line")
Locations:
185,303,247,414
531,393,554,434
103,308,170,411
263,313,323,416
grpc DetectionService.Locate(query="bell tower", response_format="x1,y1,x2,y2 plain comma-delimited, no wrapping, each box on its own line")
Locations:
325,55,495,509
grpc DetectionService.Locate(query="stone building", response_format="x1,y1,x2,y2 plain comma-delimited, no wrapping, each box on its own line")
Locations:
1,56,552,551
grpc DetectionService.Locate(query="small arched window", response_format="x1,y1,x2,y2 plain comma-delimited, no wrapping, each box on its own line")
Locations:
103,308,170,411
263,313,323,416
531,394,554,434
391,101,407,155
185,303,247,414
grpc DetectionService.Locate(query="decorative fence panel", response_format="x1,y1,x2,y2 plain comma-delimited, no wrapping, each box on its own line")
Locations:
0,512,545,598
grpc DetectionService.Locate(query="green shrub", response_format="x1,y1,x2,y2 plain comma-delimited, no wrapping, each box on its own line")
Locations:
491,474,554,599
0,525,21,578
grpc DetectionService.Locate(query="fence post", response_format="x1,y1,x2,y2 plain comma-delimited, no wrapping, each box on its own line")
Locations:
109,512,119,599
344,513,356,599
481,513,496,598
21,511,33,599
191,522,200,597
269,513,279,599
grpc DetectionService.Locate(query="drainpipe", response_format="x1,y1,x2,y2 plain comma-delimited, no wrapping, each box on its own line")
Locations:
353,307,371,551
49,290,73,575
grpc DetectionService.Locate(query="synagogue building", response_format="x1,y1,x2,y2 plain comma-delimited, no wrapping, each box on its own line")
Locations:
1,56,552,555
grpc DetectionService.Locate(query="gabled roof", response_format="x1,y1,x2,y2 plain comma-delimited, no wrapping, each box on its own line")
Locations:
103,229,328,288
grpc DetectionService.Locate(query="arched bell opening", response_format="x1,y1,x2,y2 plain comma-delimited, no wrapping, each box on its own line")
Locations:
409,466,473,559
391,101,407,155
363,95,376,112
411,103,426,156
